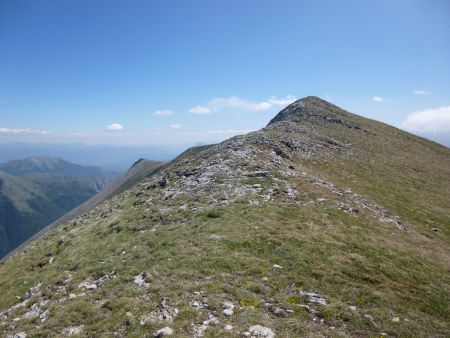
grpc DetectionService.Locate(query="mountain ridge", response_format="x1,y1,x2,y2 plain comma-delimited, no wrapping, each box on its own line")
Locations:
0,97,448,337
0,156,118,179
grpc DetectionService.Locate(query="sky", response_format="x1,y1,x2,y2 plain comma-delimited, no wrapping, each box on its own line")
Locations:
0,0,449,146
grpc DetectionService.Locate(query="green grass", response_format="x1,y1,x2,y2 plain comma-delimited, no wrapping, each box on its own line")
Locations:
0,195,448,337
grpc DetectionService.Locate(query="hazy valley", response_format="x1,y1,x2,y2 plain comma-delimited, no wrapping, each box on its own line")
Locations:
0,157,119,258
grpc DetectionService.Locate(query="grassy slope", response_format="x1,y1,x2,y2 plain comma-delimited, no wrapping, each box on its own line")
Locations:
0,102,448,337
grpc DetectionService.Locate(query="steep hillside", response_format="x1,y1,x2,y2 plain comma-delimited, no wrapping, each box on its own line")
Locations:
0,97,448,338
0,158,121,258
3,158,164,259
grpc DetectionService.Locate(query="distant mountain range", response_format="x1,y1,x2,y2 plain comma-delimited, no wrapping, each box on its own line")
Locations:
0,156,119,258
0,143,186,171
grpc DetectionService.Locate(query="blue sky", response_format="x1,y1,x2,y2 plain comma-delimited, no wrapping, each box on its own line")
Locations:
0,0,449,146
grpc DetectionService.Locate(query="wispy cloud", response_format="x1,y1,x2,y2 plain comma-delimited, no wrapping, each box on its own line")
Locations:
413,89,431,96
372,96,384,102
0,127,51,135
170,123,181,129
106,123,124,131
188,105,212,114
0,99,8,104
401,106,450,133
179,129,254,136
267,95,297,106
188,95,297,114
153,110,174,117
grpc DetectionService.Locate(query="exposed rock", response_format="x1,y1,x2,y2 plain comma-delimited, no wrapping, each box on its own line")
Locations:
23,300,48,320
248,325,275,338
222,301,234,316
22,282,42,301
78,280,97,290
294,290,327,305
153,326,174,337
6,333,27,338
133,272,151,289
62,325,84,336
140,298,178,324
193,314,219,337
0,283,42,319
98,271,117,284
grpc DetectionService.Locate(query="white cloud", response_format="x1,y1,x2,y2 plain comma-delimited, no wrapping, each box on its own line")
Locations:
0,127,50,135
188,105,213,114
208,96,270,112
170,123,181,129
267,95,297,106
401,106,450,133
372,96,384,102
188,95,296,114
153,110,174,117
413,89,430,96
106,123,123,131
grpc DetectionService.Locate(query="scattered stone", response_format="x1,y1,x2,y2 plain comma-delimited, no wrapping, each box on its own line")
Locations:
22,283,43,300
392,316,400,322
317,198,327,203
248,325,275,338
191,300,206,309
98,271,117,284
153,326,174,337
78,281,97,290
222,301,234,316
62,325,84,336
223,308,233,316
23,300,48,320
296,290,327,305
133,272,151,289
39,309,49,322
6,333,27,338
224,324,233,330
270,307,285,316
272,264,282,269
349,305,357,311
140,298,179,324
0,283,44,319
193,314,219,337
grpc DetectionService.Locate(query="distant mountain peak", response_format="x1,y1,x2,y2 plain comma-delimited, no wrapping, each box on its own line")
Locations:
267,96,354,127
